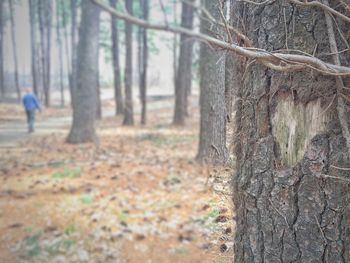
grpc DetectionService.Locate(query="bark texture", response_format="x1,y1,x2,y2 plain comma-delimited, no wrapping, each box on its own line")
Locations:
173,0,194,126
231,1,350,262
197,0,228,164
67,0,100,144
110,0,123,116
122,0,134,125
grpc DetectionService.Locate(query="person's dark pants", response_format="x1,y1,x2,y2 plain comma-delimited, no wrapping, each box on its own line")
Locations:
25,109,35,133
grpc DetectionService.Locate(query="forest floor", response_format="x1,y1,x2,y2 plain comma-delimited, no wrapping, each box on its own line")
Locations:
0,97,234,263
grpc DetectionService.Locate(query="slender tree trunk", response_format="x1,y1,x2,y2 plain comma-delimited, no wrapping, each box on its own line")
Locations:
139,0,148,125
110,0,123,115
122,0,134,125
56,0,64,107
8,0,21,101
29,0,39,96
70,0,77,106
231,1,350,262
0,0,5,99
67,0,100,144
172,0,178,92
62,2,71,105
96,42,102,120
38,0,52,107
173,0,194,126
196,0,227,164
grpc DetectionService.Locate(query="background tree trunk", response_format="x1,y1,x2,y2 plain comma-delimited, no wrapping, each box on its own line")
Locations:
96,41,102,120
70,0,78,106
56,0,64,107
0,0,5,99
110,0,123,116
8,0,21,101
29,0,39,96
38,0,52,107
139,0,148,125
231,1,350,262
196,0,228,164
122,0,134,125
67,0,100,144
173,0,194,126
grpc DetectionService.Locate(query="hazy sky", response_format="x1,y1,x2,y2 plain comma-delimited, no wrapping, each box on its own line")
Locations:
3,0,195,94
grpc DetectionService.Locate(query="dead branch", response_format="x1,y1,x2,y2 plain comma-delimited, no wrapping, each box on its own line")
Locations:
92,0,350,76
289,0,350,23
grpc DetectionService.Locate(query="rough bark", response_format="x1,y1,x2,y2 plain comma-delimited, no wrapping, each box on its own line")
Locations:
110,0,123,115
197,0,228,164
173,0,194,126
67,0,100,144
0,0,5,99
122,0,134,125
231,1,350,262
139,0,148,125
56,0,64,107
8,0,20,101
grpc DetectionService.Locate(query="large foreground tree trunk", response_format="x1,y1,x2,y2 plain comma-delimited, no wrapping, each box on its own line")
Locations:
110,0,123,116
197,0,228,164
231,1,350,262
122,0,134,125
173,0,194,126
67,0,100,144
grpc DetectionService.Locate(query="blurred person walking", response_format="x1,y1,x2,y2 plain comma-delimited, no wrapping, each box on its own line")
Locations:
22,87,41,133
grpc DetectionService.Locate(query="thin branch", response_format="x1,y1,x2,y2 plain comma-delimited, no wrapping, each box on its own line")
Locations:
91,0,350,76
289,0,350,24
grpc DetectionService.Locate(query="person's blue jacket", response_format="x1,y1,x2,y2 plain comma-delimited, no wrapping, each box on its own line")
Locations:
22,93,41,111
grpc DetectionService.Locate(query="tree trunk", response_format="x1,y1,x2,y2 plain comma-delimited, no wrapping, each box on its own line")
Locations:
231,1,350,262
122,0,134,125
38,0,52,107
70,0,77,106
172,0,178,94
96,41,102,120
139,0,148,125
29,0,39,96
56,0,64,107
196,0,228,164
109,0,123,116
173,0,194,126
0,0,5,99
67,0,100,144
8,0,21,101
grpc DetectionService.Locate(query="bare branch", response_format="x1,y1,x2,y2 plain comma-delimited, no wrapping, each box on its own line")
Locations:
91,0,350,76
